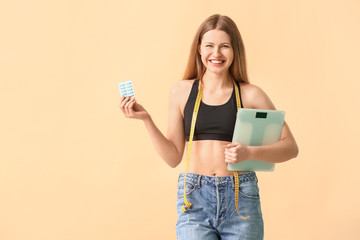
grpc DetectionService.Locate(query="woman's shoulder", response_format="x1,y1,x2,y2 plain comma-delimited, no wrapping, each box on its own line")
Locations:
239,82,263,96
170,79,197,114
170,79,196,96
239,82,275,109
174,79,196,88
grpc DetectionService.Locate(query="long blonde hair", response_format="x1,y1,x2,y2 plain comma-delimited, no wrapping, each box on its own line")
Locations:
183,14,249,84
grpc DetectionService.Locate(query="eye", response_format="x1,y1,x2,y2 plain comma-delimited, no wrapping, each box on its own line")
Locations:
222,45,230,48
205,45,213,47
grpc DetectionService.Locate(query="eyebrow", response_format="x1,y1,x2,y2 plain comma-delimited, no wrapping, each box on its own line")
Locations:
204,42,231,44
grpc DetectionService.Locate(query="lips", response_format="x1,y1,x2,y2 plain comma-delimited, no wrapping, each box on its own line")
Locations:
209,59,225,64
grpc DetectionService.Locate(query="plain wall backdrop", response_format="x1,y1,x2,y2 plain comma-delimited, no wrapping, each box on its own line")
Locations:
1,0,359,239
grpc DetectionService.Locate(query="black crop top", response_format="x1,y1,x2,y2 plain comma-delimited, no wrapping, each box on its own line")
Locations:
184,79,244,142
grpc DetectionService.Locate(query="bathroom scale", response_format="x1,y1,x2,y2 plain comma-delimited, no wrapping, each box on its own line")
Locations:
227,108,285,172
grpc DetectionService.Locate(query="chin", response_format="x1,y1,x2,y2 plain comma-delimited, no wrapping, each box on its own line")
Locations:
207,68,229,74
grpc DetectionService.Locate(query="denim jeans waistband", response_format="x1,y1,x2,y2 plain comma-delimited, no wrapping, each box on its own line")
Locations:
178,172,258,188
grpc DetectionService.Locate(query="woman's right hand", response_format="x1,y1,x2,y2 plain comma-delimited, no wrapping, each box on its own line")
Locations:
119,96,150,120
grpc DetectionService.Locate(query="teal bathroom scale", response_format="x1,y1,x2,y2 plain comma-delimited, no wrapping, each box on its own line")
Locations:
227,108,285,172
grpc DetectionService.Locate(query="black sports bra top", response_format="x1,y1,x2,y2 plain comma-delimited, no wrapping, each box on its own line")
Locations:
184,79,244,142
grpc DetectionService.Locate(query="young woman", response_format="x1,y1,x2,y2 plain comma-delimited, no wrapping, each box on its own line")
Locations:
119,14,298,240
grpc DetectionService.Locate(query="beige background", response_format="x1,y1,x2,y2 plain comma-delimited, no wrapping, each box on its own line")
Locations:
1,0,359,239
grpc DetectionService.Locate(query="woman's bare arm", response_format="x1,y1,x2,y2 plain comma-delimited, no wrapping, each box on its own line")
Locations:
119,82,186,168
224,84,299,164
246,84,299,163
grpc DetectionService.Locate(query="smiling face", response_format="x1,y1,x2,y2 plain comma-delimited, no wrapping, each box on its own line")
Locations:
198,29,234,75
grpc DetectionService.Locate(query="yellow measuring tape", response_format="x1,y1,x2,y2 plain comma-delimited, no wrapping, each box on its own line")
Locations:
182,79,249,220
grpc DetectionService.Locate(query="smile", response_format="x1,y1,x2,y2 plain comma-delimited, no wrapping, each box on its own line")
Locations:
209,60,225,64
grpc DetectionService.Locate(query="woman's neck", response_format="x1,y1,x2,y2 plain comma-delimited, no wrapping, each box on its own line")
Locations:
201,71,233,91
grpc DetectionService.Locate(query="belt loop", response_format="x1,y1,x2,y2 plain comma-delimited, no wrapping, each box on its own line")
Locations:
197,175,202,188
231,175,235,188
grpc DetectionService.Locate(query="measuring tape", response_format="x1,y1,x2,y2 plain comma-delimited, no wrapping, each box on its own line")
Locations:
182,79,250,220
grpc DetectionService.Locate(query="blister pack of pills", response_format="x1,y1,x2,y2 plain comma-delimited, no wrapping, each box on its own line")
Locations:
118,80,135,98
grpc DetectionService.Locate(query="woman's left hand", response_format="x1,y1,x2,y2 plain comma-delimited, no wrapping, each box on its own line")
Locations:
223,143,250,164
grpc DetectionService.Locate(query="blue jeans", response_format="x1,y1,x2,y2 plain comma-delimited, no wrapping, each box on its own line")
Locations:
176,172,264,240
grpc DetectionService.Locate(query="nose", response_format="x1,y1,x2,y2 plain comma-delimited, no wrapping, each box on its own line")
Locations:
213,46,222,56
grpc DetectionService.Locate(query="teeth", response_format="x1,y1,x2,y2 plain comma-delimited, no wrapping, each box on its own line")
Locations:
210,60,224,63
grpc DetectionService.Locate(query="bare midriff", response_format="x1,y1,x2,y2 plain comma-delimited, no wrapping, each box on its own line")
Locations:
185,140,250,177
